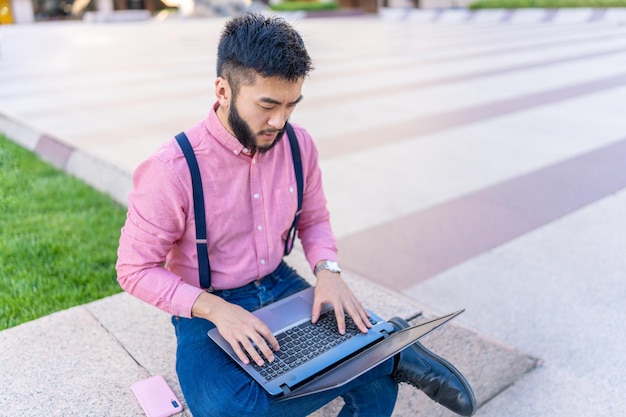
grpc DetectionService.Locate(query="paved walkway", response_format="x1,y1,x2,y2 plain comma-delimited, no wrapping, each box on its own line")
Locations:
1,11,626,417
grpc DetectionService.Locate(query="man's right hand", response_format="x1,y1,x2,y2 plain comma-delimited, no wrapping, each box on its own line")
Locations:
191,292,279,367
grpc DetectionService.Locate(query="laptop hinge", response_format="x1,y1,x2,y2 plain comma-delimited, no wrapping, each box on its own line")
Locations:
280,384,291,396
380,329,391,338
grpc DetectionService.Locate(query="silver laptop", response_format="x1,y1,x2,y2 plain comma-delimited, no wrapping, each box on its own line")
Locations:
208,286,463,400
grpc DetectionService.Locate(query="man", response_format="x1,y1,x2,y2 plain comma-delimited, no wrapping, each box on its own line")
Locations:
117,13,476,417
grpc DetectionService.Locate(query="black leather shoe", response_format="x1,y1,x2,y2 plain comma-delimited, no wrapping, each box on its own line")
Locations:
389,316,477,416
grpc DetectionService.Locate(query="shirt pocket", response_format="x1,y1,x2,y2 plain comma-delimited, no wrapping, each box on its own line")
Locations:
271,181,299,238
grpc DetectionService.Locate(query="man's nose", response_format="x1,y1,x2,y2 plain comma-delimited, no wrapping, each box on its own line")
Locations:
268,110,286,129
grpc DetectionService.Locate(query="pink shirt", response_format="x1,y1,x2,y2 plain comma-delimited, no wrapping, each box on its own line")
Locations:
116,105,338,318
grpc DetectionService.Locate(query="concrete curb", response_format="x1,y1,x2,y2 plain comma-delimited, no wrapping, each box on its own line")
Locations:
0,111,132,206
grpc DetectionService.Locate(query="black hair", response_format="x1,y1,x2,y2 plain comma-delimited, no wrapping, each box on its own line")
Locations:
217,13,313,93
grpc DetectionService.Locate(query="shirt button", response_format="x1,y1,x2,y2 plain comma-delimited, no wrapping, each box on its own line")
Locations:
257,225,263,231
233,150,237,154
289,187,294,193
253,193,260,199
243,147,249,154
260,259,266,265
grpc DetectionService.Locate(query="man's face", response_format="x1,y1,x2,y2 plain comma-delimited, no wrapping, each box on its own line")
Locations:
220,75,304,153
228,96,281,154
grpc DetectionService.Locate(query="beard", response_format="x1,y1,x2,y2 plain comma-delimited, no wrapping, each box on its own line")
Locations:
228,100,286,154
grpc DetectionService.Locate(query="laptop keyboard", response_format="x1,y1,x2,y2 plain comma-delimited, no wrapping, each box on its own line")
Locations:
249,311,377,381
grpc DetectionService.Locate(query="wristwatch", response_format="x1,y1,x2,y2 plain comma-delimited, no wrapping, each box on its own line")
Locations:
314,260,341,276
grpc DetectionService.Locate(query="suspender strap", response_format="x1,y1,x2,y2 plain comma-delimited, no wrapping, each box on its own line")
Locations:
175,132,212,290
174,123,303,289
284,123,303,256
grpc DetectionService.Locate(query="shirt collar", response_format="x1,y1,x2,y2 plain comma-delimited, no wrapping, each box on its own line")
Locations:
205,102,253,156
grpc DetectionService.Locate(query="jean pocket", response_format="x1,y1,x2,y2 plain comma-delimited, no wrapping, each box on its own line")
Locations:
219,290,261,312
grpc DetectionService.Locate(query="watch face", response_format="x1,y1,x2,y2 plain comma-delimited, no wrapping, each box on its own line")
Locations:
325,261,340,273
315,260,341,275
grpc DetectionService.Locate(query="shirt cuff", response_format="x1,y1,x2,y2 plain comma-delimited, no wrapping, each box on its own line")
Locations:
308,249,339,274
171,284,207,318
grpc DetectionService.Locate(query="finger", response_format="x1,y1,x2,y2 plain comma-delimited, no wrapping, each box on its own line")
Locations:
231,340,254,365
252,320,279,351
252,330,277,363
264,331,280,353
354,301,373,333
311,299,322,324
257,342,275,364
342,298,371,333
360,307,373,329
240,338,266,367
333,304,346,334
352,308,371,333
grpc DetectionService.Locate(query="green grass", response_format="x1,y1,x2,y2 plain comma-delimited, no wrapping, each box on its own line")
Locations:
469,0,626,8
270,1,340,12
0,135,126,330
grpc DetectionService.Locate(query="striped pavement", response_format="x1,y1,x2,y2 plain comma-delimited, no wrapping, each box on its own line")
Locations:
1,14,626,416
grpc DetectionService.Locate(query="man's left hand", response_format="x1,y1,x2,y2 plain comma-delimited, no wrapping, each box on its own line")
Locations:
311,270,372,334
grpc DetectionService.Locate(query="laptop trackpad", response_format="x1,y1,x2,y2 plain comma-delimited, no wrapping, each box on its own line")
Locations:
267,295,313,330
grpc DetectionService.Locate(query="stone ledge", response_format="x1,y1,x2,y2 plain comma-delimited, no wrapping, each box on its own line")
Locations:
0,304,152,416
0,248,538,416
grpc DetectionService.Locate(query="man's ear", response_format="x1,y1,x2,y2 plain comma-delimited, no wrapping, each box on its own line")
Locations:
215,77,231,108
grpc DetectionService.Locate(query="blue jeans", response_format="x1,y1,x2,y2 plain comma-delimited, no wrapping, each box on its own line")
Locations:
172,261,398,417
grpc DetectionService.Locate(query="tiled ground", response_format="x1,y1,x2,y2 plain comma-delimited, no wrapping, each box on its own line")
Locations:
1,14,626,416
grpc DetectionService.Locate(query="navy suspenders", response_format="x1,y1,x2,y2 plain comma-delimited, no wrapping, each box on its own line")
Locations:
283,123,303,256
175,131,212,290
175,123,303,291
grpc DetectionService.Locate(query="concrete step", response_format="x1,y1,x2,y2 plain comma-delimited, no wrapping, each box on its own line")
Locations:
0,249,538,416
